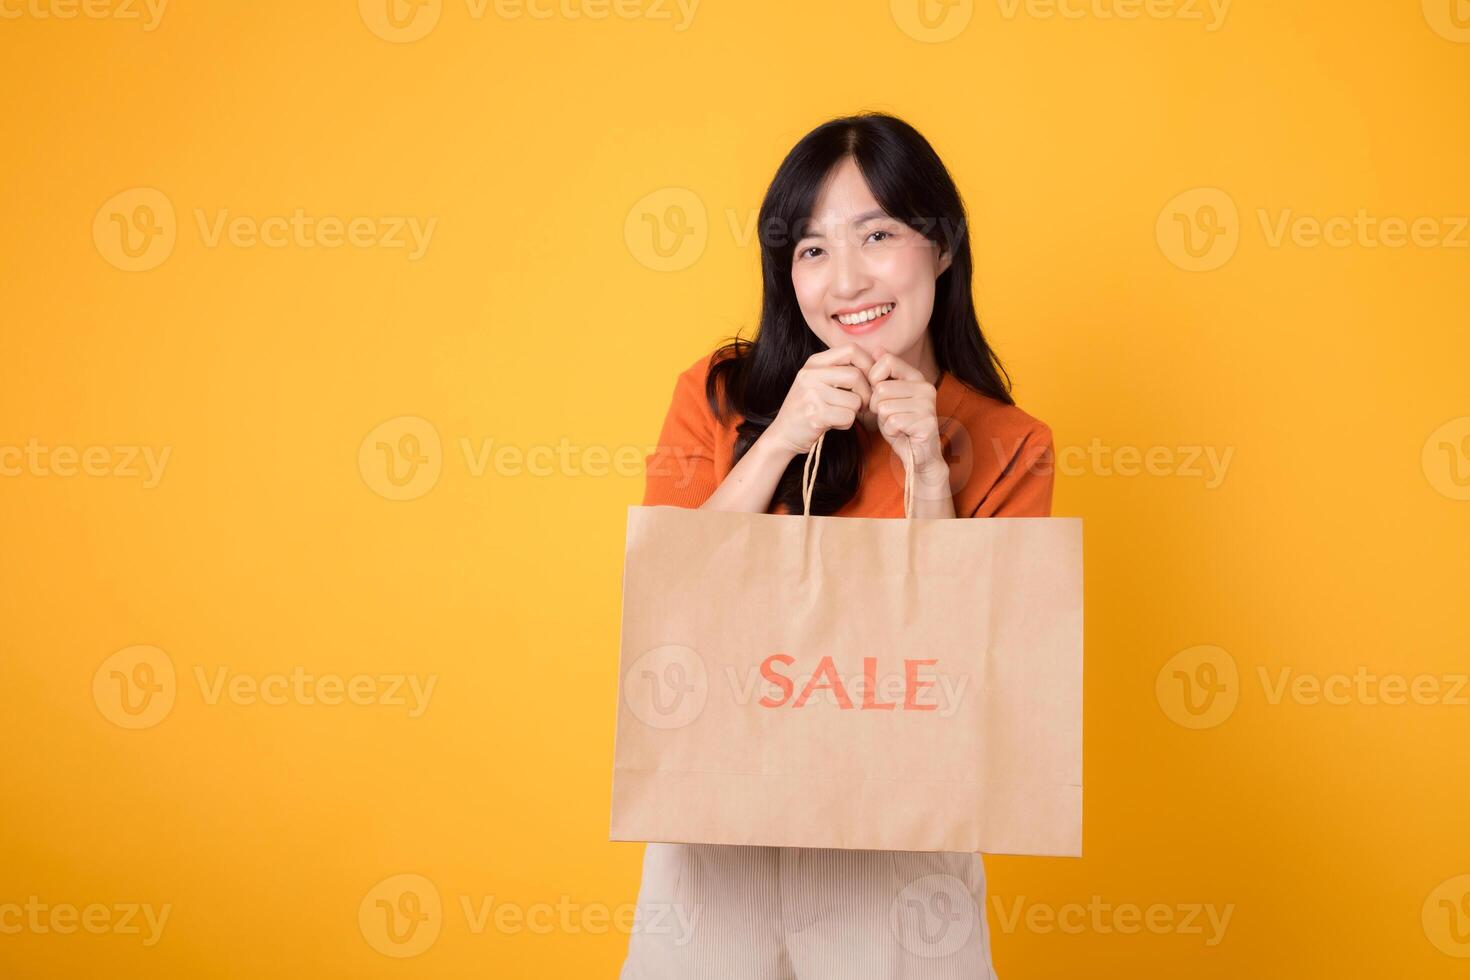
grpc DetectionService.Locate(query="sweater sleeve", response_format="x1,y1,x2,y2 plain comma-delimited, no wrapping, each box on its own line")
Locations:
642,357,722,508
972,421,1055,518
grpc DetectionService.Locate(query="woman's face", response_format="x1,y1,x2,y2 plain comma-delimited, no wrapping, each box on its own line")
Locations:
790,156,951,369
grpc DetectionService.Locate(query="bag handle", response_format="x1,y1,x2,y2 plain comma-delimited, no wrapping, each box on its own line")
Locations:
801,430,915,519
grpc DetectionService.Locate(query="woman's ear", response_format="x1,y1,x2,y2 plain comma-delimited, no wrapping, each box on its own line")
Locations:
936,247,953,277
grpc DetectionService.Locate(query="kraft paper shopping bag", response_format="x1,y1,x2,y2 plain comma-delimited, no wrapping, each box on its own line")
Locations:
610,432,1082,855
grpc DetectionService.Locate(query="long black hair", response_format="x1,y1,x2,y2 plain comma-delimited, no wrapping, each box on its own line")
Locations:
706,111,1014,515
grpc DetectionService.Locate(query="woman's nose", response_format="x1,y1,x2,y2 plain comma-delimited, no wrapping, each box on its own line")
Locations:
830,238,870,297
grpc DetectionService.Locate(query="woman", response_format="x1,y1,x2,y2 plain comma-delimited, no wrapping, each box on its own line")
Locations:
622,112,1055,979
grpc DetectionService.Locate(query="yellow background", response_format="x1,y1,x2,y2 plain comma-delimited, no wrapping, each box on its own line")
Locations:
2,0,1468,976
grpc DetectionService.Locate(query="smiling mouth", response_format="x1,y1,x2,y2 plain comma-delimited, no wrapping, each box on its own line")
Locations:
832,301,896,334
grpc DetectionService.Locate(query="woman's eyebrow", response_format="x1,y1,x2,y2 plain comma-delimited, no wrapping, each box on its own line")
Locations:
796,209,894,240
850,208,892,224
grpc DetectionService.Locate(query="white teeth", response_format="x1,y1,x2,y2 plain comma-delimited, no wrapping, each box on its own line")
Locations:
836,302,895,326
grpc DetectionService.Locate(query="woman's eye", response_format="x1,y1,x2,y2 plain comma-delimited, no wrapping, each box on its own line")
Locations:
799,246,824,259
868,229,895,244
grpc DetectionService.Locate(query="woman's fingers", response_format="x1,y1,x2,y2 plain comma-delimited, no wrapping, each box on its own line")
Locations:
869,378,929,406
821,401,858,431
777,345,898,451
774,347,882,455
867,347,924,385
877,406,919,435
876,397,940,441
820,386,864,412
807,388,861,431
809,365,873,404
808,343,877,376
870,387,936,429
798,385,861,430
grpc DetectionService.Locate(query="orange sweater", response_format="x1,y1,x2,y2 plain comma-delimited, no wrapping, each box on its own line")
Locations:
643,351,1056,518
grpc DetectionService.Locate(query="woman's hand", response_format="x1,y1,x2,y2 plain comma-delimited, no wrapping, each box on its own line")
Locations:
866,347,950,489
703,344,875,514
764,344,876,457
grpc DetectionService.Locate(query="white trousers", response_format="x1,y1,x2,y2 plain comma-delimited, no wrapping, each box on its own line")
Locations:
620,843,996,979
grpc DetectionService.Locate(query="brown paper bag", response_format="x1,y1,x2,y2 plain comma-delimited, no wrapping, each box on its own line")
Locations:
610,432,1082,855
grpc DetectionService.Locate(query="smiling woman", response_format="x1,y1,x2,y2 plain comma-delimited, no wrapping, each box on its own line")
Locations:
674,112,1051,523
624,112,1056,979
641,113,1054,523
789,166,951,357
